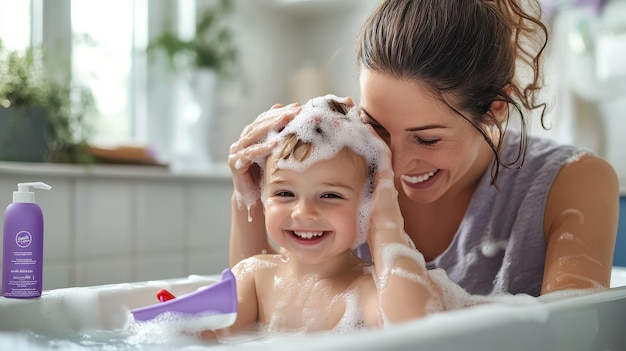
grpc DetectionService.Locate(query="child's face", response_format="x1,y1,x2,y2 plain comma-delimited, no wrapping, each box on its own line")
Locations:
263,150,368,265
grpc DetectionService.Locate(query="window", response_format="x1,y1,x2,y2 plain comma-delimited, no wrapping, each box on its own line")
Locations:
0,0,30,50
71,0,147,145
0,0,197,161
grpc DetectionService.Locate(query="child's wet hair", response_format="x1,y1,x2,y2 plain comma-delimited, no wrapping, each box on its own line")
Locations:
277,99,354,165
261,94,389,248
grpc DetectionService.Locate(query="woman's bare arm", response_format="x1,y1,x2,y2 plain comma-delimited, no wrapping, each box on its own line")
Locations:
365,140,443,325
229,194,272,266
542,155,619,293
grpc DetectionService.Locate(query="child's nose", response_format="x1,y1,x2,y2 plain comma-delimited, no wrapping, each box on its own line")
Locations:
292,199,318,220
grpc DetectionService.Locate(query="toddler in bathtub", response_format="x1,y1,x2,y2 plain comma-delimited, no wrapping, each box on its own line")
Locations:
202,95,444,338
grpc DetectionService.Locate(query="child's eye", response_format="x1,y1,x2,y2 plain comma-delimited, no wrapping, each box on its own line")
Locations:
275,191,294,197
321,193,343,199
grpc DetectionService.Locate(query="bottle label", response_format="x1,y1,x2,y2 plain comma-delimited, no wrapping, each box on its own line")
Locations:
15,231,32,248
3,230,40,298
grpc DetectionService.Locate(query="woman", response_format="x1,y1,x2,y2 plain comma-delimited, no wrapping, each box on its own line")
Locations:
228,0,619,297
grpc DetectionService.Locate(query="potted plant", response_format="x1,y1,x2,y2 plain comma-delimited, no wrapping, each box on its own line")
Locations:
146,0,238,167
0,39,96,164
146,0,238,77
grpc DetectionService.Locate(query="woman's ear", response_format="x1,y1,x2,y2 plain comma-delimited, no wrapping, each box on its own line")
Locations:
489,85,512,124
489,99,508,124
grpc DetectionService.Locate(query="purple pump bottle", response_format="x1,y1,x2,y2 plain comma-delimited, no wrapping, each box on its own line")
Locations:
2,182,51,298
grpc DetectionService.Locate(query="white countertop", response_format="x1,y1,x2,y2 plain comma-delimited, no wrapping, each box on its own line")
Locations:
0,161,231,180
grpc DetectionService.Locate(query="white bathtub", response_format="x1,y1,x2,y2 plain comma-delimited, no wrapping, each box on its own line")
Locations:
1,268,626,351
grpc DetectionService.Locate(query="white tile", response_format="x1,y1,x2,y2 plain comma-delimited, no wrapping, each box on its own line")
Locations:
74,179,133,259
135,180,185,253
74,256,133,287
134,253,185,282
43,261,71,290
38,177,72,261
188,249,229,276
186,180,232,250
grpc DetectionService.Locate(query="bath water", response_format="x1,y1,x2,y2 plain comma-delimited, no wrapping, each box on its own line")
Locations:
0,318,269,350
0,285,610,351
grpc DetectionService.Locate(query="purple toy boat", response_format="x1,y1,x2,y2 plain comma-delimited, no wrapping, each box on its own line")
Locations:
130,269,237,330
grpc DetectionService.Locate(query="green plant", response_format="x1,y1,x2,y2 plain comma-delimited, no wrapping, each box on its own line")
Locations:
147,0,238,77
0,38,96,164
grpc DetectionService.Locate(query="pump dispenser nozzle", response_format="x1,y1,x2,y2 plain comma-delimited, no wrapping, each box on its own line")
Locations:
13,182,52,203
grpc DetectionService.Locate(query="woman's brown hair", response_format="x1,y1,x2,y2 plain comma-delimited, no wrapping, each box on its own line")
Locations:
356,0,548,183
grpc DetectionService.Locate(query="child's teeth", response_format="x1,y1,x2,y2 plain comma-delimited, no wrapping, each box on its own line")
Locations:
294,231,324,239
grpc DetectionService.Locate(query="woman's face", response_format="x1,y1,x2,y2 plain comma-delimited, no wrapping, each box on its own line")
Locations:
359,69,488,204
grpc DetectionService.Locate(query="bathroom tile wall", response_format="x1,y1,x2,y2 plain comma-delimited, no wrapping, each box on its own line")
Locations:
0,164,232,290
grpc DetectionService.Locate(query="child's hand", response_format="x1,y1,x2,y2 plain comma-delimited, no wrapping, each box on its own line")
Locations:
228,103,301,201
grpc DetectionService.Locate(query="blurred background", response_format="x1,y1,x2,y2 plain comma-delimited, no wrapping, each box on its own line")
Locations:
0,0,624,289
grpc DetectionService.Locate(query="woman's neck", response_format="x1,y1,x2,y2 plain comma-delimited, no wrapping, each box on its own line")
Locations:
400,138,494,261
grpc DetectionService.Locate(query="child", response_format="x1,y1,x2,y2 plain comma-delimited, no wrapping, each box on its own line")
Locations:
205,95,443,337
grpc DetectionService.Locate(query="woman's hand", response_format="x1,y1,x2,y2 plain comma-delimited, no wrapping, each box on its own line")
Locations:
366,126,404,238
228,103,302,200
228,103,301,266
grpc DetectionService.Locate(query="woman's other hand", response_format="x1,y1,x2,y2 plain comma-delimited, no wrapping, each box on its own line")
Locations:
228,103,302,198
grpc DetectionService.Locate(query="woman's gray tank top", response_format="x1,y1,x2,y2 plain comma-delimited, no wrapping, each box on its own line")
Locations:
356,130,589,297
427,130,589,296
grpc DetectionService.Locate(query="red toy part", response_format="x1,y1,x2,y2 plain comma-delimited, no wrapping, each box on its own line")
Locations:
156,289,176,302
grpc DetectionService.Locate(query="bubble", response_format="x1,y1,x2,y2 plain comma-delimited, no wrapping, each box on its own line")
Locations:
480,240,507,258
564,151,590,165
330,290,367,333
377,243,426,290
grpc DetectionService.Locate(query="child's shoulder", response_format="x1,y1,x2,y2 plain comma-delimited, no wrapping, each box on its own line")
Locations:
232,253,285,276
346,264,377,292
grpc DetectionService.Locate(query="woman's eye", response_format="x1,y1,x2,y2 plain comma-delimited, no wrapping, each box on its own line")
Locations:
415,137,440,146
